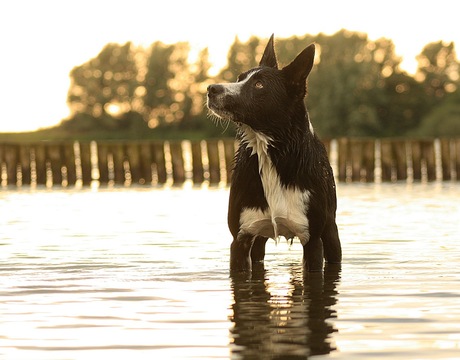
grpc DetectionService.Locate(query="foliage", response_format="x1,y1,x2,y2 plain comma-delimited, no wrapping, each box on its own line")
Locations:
415,90,460,136
218,36,262,82
416,41,458,100
59,30,460,140
67,42,138,119
307,30,397,137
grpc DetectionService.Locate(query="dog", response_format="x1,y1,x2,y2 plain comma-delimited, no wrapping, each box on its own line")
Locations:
207,35,341,272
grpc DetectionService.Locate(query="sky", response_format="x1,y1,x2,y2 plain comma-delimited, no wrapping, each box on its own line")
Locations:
0,0,459,132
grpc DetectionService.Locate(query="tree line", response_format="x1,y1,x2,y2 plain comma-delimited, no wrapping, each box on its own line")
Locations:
62,29,460,138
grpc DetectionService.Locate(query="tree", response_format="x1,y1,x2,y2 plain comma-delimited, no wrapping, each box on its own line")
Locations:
303,30,400,137
218,36,261,82
376,71,426,136
143,41,176,128
189,47,212,117
61,31,460,139
411,41,460,137
178,47,214,131
67,42,139,121
416,41,459,101
415,89,460,137
142,41,204,129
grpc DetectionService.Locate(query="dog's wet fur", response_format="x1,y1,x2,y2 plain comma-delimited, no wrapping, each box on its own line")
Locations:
207,35,341,272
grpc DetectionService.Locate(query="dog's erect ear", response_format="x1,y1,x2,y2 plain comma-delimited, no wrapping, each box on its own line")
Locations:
282,43,315,86
259,34,278,69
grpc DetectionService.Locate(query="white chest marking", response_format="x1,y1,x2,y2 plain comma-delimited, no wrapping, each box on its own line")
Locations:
239,126,311,245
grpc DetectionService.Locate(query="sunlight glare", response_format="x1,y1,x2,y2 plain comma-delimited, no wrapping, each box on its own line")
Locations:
266,271,294,307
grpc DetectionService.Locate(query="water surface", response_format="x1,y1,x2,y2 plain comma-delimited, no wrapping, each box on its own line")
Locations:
1,183,459,359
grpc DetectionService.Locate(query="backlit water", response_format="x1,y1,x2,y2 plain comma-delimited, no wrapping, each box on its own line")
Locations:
1,183,459,359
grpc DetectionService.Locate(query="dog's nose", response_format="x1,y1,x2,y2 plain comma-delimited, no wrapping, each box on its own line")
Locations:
207,84,224,96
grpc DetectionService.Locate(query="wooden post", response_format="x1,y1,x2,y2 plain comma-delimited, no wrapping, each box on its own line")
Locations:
0,144,4,184
97,142,109,184
0,144,3,184
380,140,393,182
223,139,236,185
190,141,204,184
33,144,47,185
439,138,452,181
19,144,32,185
455,139,460,180
139,142,153,185
79,142,92,185
349,140,362,182
125,142,141,184
363,140,375,182
337,138,349,182
206,139,220,184
152,142,167,184
421,140,436,181
46,143,64,185
348,139,374,182
169,141,185,185
411,141,422,181
109,143,125,185
62,142,76,186
392,140,408,181
4,144,19,186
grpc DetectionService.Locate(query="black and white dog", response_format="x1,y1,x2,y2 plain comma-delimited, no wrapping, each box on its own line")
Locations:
207,35,341,272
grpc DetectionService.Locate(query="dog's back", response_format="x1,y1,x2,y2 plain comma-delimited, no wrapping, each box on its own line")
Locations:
207,35,341,272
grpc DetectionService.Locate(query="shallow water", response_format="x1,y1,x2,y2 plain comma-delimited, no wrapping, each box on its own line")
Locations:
1,183,459,359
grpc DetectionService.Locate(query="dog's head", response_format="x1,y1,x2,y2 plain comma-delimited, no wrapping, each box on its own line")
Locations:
207,34,315,134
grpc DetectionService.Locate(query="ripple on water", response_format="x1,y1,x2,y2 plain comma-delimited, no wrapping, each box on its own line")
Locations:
1,184,460,359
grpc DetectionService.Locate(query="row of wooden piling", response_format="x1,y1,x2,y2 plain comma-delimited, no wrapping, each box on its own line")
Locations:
0,138,459,187
336,138,460,182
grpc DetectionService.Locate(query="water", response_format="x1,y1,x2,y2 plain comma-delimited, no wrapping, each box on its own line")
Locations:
1,183,459,359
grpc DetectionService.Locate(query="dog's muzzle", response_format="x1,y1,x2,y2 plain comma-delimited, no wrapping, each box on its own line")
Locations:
207,84,234,119
207,84,225,97
207,84,224,111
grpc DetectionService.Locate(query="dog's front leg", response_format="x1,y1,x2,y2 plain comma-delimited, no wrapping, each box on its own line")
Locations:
303,237,324,272
230,233,255,273
250,236,268,263
321,220,342,264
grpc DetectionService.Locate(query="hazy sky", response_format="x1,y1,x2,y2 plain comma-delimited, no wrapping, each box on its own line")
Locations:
0,0,459,132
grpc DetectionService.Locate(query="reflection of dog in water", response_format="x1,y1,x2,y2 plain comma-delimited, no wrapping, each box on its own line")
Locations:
229,264,340,357
207,35,342,272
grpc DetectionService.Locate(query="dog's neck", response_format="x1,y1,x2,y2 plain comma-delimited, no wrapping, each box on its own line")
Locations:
240,125,273,173
239,114,314,152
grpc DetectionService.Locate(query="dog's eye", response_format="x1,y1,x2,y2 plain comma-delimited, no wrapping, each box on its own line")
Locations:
254,81,264,89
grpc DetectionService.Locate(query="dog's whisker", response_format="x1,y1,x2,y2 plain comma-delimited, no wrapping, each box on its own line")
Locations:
220,119,231,134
